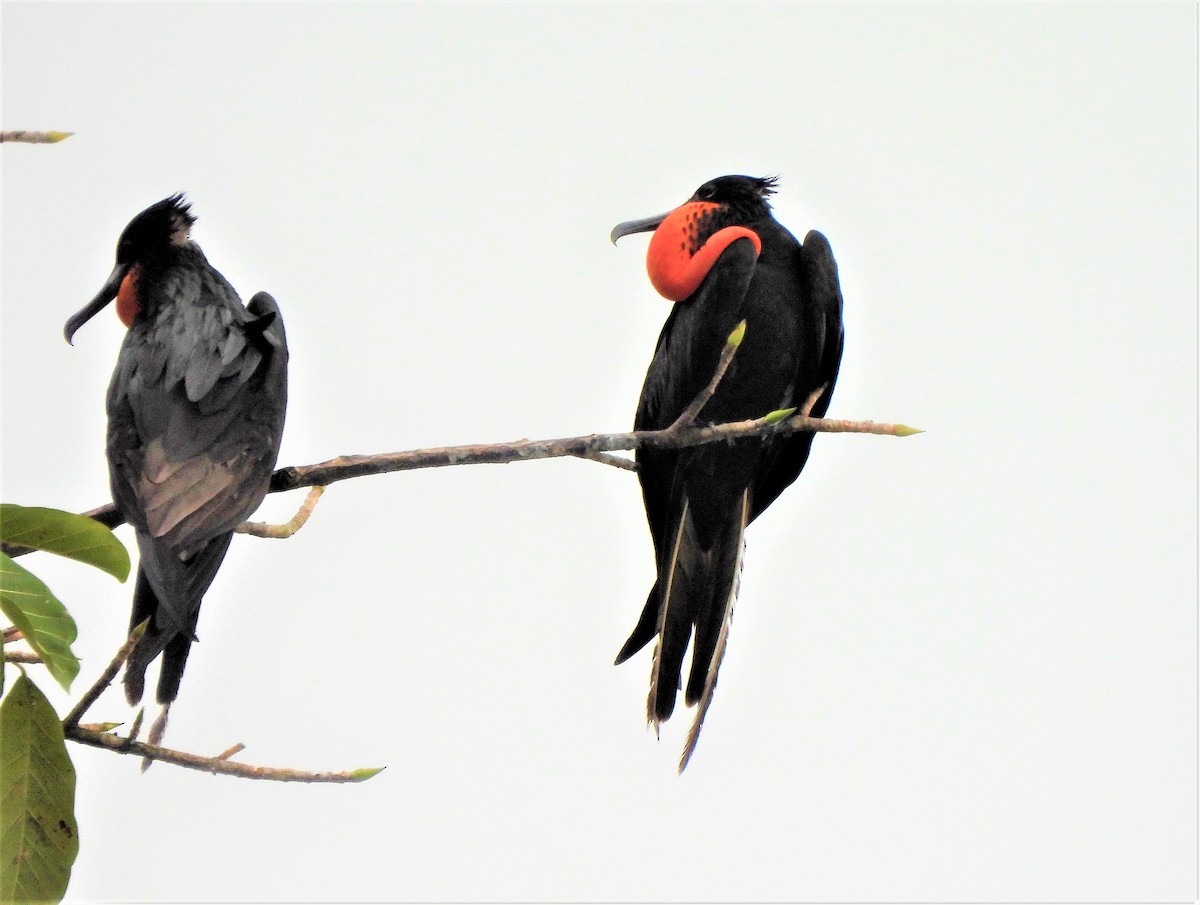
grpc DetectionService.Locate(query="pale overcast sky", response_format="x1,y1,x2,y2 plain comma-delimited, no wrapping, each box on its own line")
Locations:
2,3,1195,901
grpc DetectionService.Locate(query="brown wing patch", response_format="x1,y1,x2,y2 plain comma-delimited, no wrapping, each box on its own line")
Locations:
137,437,257,547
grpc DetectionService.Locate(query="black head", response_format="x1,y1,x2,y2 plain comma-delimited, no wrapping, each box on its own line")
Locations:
688,175,777,220
113,194,196,265
610,175,779,245
64,194,195,344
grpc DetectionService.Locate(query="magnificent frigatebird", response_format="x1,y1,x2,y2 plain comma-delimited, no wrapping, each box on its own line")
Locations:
611,175,844,770
65,195,287,735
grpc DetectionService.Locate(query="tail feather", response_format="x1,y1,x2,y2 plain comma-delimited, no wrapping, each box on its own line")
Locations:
614,583,659,665
680,489,750,772
123,532,232,706
124,570,166,705
647,500,691,727
156,626,197,705
625,488,752,767
685,488,749,706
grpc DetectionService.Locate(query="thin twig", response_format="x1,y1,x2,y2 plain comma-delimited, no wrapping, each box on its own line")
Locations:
798,384,826,419
668,322,744,430
3,626,25,643
236,485,325,538
62,621,147,729
126,708,145,744
63,724,383,783
3,651,42,665
215,743,246,761
0,130,73,144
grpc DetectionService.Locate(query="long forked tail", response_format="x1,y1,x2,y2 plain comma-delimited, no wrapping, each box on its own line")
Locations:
123,532,232,706
123,570,200,706
640,490,750,770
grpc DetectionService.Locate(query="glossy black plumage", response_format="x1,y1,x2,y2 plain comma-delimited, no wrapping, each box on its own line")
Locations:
66,195,287,706
612,176,844,768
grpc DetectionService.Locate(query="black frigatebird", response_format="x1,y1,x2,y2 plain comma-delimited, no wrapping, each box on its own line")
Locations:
65,195,287,735
611,175,844,770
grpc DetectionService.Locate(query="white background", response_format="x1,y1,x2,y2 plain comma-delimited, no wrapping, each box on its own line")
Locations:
2,3,1195,901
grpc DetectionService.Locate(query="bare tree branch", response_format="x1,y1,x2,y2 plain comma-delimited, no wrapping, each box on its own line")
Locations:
3,651,42,665
63,621,146,730
63,724,384,783
8,406,917,548
50,626,383,782
269,408,918,492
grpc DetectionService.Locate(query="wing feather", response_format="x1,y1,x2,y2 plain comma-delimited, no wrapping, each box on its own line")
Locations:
749,230,845,521
107,278,287,560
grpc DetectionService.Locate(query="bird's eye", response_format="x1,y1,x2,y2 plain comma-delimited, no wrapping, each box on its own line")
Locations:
696,184,717,201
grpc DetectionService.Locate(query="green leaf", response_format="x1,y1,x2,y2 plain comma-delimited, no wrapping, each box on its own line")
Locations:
350,767,387,781
0,673,79,905
0,554,79,692
893,424,924,437
725,319,747,349
762,406,797,425
0,505,129,582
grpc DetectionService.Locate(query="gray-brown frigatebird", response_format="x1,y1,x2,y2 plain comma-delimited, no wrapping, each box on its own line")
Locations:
65,195,287,723
610,175,844,770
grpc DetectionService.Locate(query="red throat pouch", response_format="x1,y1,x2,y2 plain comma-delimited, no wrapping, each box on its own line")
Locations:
116,264,142,327
645,202,761,302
